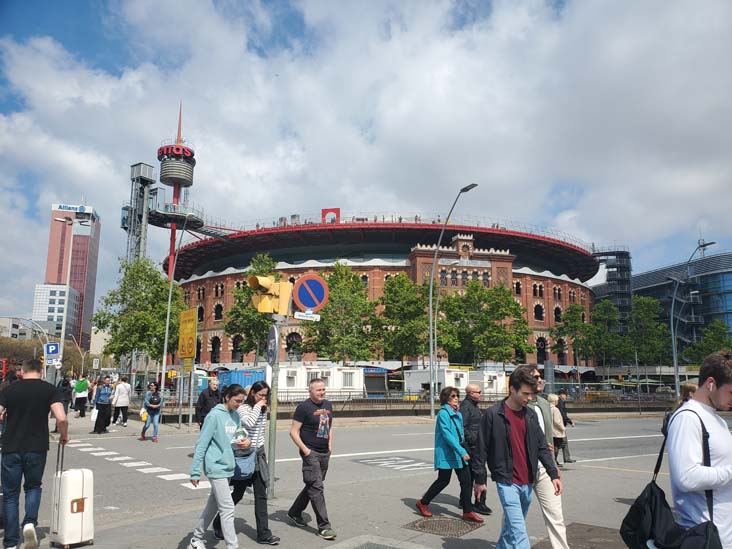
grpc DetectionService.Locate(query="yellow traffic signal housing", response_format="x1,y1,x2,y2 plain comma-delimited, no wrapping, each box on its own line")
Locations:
247,276,293,316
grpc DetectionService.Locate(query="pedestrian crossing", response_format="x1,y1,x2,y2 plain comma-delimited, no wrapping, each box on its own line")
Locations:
64,440,211,490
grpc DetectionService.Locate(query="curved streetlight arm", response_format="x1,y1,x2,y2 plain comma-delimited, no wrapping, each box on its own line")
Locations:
428,184,477,419
69,334,88,377
161,214,193,394
669,240,715,397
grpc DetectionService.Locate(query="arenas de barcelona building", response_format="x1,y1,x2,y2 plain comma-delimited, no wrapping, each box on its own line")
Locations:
163,208,600,368
129,114,604,371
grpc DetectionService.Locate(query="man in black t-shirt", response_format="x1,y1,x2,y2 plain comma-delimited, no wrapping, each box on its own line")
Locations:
0,359,68,549
287,378,336,540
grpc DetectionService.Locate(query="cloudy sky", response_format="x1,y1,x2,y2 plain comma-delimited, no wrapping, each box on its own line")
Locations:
1,0,731,318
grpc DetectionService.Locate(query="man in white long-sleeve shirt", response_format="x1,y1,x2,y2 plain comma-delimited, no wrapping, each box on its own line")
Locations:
667,351,732,547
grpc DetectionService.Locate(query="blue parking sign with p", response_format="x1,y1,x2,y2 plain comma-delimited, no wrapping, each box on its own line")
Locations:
45,343,59,357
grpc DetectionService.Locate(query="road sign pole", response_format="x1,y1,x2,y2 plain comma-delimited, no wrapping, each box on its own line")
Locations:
267,322,281,499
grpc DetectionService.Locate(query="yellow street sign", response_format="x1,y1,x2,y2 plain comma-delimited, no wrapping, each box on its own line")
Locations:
178,308,197,359
183,358,193,374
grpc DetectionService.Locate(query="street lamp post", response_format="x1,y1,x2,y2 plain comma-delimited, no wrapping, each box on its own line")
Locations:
669,239,715,397
428,183,478,419
160,214,193,400
70,334,88,377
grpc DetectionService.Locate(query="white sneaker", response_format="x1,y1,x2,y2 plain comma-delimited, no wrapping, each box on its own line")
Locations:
188,538,206,549
23,523,38,549
122,422,127,427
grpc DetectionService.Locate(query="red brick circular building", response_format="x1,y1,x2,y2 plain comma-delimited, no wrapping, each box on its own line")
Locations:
166,209,598,368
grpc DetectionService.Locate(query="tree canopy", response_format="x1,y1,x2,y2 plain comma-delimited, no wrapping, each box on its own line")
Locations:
92,258,184,362
302,263,374,364
683,319,732,364
378,274,429,364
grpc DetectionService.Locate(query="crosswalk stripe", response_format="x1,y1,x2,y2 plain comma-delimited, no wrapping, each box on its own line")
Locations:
137,467,171,474
106,456,133,462
158,473,190,481
90,451,118,456
78,447,106,452
122,461,151,467
67,443,92,448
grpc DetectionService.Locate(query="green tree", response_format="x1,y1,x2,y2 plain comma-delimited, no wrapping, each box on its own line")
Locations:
683,320,732,364
629,296,671,366
224,253,278,361
441,283,532,365
550,304,590,366
302,263,374,365
92,258,184,362
379,274,429,364
589,300,630,366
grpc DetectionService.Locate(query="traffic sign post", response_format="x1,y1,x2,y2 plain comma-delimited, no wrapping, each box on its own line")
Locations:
266,322,283,499
45,342,60,366
293,274,329,313
92,358,100,370
294,310,321,322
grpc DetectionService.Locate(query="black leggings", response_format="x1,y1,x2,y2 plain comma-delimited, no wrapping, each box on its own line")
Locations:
421,466,473,513
113,406,129,424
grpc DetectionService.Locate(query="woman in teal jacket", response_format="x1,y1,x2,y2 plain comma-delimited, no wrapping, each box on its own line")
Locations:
415,387,483,523
188,384,251,549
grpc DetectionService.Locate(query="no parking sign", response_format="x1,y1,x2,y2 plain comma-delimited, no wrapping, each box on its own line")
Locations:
292,274,329,313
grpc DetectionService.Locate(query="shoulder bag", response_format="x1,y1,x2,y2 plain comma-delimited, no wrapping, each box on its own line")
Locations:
619,409,722,549
232,450,257,480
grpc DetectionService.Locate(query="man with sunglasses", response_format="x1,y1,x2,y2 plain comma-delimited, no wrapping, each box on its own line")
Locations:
460,384,493,515
527,368,569,549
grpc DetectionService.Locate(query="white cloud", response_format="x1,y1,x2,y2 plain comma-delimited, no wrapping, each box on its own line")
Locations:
1,0,731,318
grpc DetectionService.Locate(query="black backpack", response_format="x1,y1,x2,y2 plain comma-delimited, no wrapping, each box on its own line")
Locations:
148,392,161,406
620,409,722,549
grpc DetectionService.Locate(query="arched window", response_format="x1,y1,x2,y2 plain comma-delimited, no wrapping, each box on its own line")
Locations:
534,304,544,321
536,337,547,365
231,335,244,362
210,336,221,364
482,272,490,288
538,284,544,298
557,339,566,365
195,338,201,363
556,287,562,300
197,306,204,322
235,281,242,290
439,270,447,287
472,271,479,281
361,274,369,288
582,312,586,323
461,271,469,287
515,281,522,295
580,292,586,305
451,271,458,287
533,284,538,297
214,304,224,321
554,306,562,322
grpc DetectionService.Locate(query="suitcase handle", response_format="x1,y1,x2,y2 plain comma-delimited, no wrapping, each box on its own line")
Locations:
56,440,65,474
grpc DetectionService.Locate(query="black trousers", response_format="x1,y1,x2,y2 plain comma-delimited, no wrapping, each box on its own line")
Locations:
75,397,87,417
112,406,129,424
213,464,272,540
93,403,111,433
421,466,473,513
289,450,331,530
466,448,487,505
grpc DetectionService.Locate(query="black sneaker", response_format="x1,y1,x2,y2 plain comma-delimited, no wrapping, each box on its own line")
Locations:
565,459,577,463
287,513,307,528
257,535,280,545
473,502,493,516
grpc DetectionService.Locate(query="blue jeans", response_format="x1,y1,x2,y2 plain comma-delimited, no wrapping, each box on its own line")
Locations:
496,482,533,549
1,451,48,548
142,411,160,438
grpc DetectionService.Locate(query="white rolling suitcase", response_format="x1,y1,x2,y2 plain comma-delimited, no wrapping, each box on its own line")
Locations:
49,443,94,548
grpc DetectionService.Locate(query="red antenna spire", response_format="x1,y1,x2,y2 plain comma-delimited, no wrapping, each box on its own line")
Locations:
176,101,183,146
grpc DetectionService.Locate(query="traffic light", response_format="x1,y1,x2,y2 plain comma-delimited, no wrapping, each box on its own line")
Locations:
247,276,293,316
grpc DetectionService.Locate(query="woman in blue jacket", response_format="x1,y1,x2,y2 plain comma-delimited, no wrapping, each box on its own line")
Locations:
416,387,483,523
188,384,251,549
138,382,163,442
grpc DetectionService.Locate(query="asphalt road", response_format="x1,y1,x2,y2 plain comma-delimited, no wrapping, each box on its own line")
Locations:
15,412,731,548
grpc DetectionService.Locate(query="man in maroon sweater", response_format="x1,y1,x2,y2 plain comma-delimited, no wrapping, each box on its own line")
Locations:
472,366,562,548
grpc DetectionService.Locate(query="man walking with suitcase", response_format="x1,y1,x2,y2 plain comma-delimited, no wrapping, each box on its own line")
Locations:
0,359,68,549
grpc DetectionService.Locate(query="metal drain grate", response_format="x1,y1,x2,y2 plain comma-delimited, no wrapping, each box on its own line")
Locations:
403,516,483,537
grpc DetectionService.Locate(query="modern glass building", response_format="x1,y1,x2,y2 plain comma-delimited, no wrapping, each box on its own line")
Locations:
632,251,732,352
